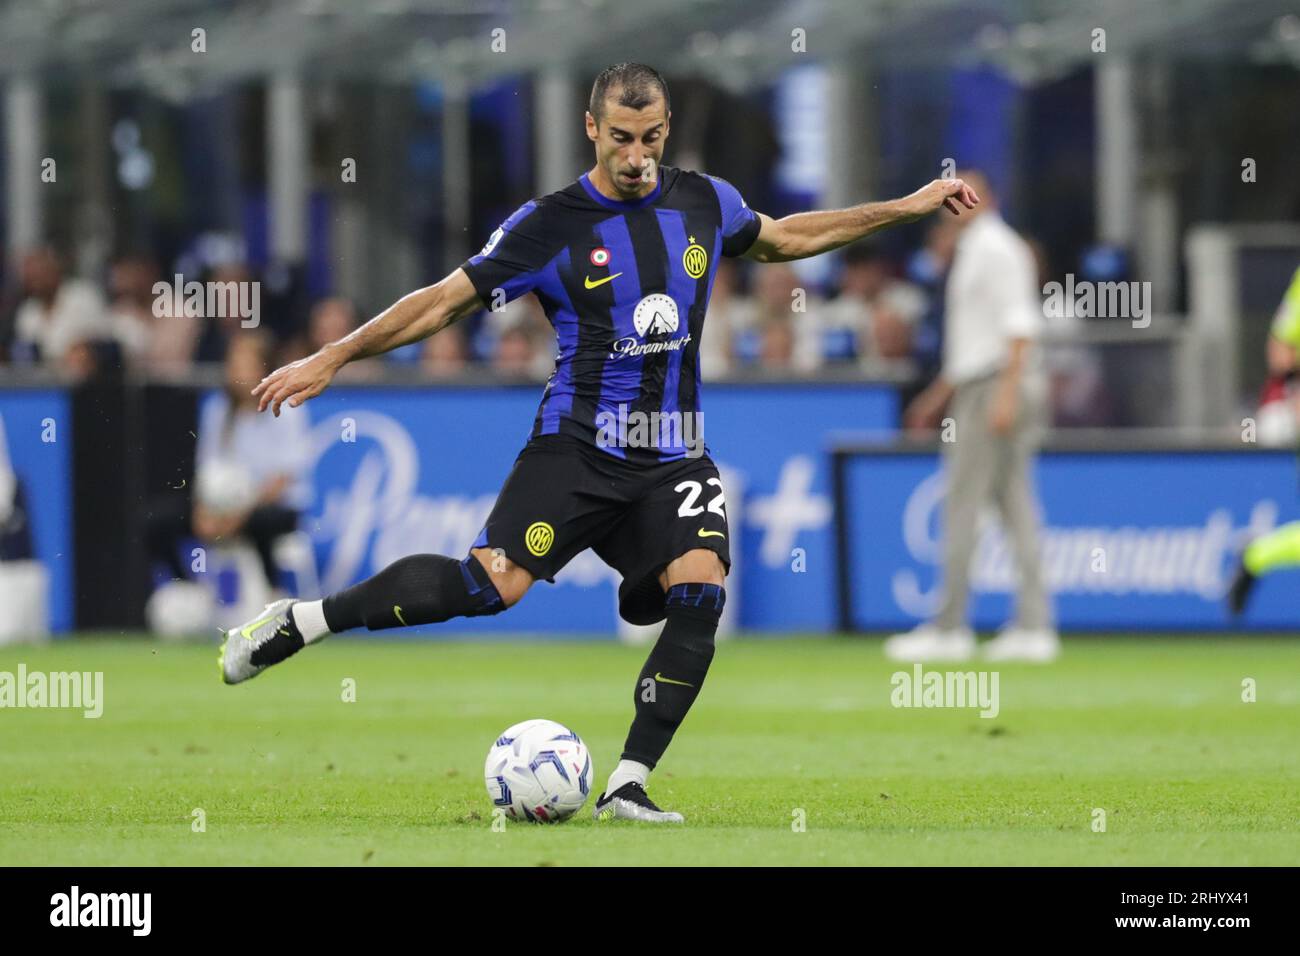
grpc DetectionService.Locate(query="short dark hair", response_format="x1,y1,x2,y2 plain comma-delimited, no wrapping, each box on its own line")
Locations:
589,63,670,125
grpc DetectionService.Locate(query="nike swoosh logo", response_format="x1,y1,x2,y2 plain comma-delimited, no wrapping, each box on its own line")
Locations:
393,605,407,626
584,272,623,289
697,529,726,539
655,672,695,687
240,612,276,641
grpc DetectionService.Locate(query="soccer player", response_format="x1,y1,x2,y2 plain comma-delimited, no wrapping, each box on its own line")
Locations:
221,63,978,822
1227,262,1300,615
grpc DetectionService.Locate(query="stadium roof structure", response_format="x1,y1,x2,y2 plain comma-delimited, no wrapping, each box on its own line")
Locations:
0,0,1297,97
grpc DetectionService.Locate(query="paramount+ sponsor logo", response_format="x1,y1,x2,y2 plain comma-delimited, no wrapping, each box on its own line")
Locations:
608,294,691,359
889,471,1275,615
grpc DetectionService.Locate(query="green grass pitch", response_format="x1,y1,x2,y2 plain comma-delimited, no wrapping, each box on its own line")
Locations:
1,634,1297,866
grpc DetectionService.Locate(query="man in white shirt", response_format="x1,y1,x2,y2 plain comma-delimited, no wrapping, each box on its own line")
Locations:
11,248,112,365
891,171,1059,663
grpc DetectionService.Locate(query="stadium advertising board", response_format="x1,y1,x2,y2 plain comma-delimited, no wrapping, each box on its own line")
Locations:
836,447,1300,631
209,382,899,634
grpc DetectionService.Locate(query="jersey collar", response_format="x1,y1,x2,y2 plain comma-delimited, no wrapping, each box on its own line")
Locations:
579,170,663,211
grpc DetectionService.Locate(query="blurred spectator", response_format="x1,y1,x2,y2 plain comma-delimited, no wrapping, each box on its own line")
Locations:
700,258,756,378
422,323,470,377
10,247,112,365
0,413,34,563
145,330,311,592
306,297,382,381
194,262,257,364
483,295,553,380
1254,266,1300,445
308,297,353,351
820,243,927,365
1033,239,1111,427
704,261,817,371
59,340,103,382
103,254,207,375
749,263,824,372
493,326,544,379
757,316,797,370
105,255,159,366
906,220,961,379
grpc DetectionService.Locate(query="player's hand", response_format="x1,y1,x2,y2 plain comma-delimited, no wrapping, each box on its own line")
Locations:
898,178,980,221
253,349,341,416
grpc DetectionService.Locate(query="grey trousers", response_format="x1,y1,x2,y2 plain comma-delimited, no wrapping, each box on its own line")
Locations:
934,374,1053,631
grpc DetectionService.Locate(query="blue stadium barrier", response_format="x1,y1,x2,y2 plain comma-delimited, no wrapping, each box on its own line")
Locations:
213,381,900,635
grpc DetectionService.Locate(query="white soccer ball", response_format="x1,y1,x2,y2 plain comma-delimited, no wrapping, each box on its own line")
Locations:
484,718,593,823
195,460,259,516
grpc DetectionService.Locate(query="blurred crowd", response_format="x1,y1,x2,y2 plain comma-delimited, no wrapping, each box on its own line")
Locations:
0,227,1109,426
0,246,456,382
0,244,595,384
0,229,955,381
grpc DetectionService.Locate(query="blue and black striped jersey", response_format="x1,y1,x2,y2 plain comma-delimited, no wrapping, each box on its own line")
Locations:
461,165,761,462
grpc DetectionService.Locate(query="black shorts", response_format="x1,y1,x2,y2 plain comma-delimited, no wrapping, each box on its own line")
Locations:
471,435,731,625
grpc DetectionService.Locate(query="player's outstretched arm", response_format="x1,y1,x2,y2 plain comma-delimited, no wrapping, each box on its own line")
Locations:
253,268,482,416
744,178,980,263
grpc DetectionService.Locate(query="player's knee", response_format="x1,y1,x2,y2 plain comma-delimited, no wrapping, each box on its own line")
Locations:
470,547,532,608
662,548,726,589
661,555,727,646
662,582,725,655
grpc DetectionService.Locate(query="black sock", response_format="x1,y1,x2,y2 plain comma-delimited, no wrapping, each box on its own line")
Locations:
322,554,505,632
620,583,725,769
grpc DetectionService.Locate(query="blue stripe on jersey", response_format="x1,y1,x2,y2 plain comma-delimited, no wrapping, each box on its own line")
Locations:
706,176,756,242
652,209,696,428
539,248,578,435
465,200,541,301
593,215,644,460
688,228,724,451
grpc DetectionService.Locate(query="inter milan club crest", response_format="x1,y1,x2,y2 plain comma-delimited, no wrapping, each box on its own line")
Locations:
682,236,708,279
590,247,611,267
524,521,554,557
